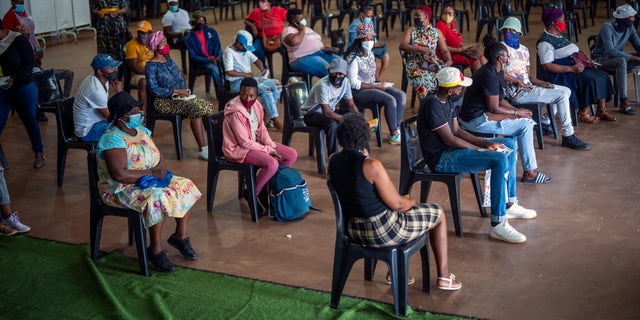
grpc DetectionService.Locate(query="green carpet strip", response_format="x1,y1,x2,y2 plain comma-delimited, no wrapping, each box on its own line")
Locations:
0,236,473,320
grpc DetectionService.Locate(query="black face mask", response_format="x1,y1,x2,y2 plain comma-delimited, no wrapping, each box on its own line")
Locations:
615,18,634,31
194,23,205,30
449,93,464,103
105,71,119,81
414,17,423,28
329,74,344,87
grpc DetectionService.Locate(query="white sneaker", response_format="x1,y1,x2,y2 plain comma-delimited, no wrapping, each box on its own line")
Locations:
288,77,301,84
506,203,537,219
3,212,30,233
198,146,209,160
388,132,401,145
489,220,526,243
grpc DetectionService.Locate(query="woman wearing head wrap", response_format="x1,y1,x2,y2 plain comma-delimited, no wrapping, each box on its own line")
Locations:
345,22,406,145
537,8,615,123
97,92,202,273
399,5,452,99
145,31,214,160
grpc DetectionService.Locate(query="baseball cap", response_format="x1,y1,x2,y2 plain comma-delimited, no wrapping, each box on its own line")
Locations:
136,20,153,32
91,54,122,70
167,0,179,3
107,92,143,123
437,67,472,88
329,58,348,74
613,4,637,19
236,30,255,51
499,17,522,34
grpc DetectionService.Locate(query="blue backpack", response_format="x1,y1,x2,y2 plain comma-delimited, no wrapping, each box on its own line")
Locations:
268,166,312,222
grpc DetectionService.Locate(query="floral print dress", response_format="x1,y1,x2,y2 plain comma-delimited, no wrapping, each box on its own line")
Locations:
97,124,201,228
403,25,444,99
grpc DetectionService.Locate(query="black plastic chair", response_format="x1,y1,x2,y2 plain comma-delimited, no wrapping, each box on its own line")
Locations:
215,59,238,111
337,0,359,26
476,0,502,42
54,97,97,187
500,0,528,34
218,0,245,20
382,0,408,31
187,52,212,96
513,102,550,149
145,86,185,160
398,115,486,237
309,0,340,35
280,48,313,90
168,35,189,75
123,61,139,94
87,151,149,276
330,28,346,55
282,82,328,174
205,112,261,222
535,54,579,127
327,179,430,317
342,100,383,148
566,0,593,28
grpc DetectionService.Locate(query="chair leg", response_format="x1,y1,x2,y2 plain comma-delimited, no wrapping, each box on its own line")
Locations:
547,104,558,139
171,119,184,160
206,167,220,212
418,180,433,203
388,255,407,317
330,248,355,309
446,177,464,237
130,216,149,276
57,144,68,187
314,131,327,174
419,243,431,293
89,212,104,263
243,169,260,223
470,173,487,218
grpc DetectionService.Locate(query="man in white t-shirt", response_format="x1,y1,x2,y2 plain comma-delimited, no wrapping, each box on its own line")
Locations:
162,0,191,47
302,58,359,155
73,54,123,141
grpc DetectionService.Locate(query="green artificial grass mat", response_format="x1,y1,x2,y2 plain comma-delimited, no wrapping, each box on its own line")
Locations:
0,236,474,320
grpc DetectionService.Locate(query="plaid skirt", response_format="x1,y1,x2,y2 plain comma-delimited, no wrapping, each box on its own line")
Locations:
347,203,442,248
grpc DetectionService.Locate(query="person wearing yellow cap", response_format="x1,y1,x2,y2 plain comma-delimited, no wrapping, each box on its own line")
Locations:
417,67,538,243
125,20,154,112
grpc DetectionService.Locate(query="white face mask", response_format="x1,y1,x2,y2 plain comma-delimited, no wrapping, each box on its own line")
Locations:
299,18,307,26
362,40,375,52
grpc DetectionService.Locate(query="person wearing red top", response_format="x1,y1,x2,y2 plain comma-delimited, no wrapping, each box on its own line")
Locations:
245,0,287,66
435,5,486,72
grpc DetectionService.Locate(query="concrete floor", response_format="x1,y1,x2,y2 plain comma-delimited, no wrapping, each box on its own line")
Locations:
2,3,639,319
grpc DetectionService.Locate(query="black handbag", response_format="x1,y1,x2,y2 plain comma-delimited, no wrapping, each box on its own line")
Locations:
34,69,62,104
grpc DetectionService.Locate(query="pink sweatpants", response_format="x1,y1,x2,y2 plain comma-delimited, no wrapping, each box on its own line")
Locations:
243,143,298,194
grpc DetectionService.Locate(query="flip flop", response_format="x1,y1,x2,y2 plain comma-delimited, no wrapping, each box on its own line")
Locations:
521,172,552,184
437,273,462,291
385,273,416,286
620,106,637,115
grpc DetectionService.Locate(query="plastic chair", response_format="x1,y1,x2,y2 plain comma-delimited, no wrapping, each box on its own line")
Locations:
123,61,139,94
513,102,550,149
535,54,579,127
214,59,238,111
145,87,185,160
54,97,97,187
187,52,212,96
566,0,594,28
475,0,502,42
330,28,346,55
309,0,340,35
218,0,245,20
337,0,359,26
342,100,383,148
500,0,528,34
87,151,149,276
280,49,313,90
398,115,486,237
382,0,408,31
327,179,431,317
282,82,328,174
205,112,261,222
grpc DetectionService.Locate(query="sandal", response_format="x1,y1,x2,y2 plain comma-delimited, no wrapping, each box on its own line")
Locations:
521,172,552,184
385,273,415,286
437,273,462,291
597,110,617,122
578,110,600,124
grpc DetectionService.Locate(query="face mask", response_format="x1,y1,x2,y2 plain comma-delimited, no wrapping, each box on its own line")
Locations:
259,2,269,10
159,44,170,56
414,17,423,29
138,35,148,45
554,20,567,33
14,4,25,13
441,15,454,24
169,5,179,12
241,99,256,109
616,18,635,30
105,70,119,81
299,18,307,26
449,92,464,103
124,113,143,129
329,74,344,87
362,17,373,24
362,40,375,52
503,31,520,49
194,23,205,31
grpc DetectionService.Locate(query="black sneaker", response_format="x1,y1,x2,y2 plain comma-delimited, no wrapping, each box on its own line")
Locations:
541,124,553,136
561,134,591,151
167,235,198,260
147,248,176,273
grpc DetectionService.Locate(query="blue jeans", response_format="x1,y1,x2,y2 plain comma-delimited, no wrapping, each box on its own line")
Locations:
460,113,537,172
229,78,282,118
290,50,339,78
198,61,222,87
81,120,111,142
0,81,43,153
435,137,518,222
253,38,266,66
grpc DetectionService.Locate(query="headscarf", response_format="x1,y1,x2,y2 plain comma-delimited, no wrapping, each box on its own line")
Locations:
541,8,563,27
146,30,165,51
356,22,376,39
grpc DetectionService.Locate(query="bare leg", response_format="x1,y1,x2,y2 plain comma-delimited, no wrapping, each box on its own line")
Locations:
376,55,390,81
1,204,13,218
429,211,461,288
148,219,165,255
174,211,191,240
190,118,207,149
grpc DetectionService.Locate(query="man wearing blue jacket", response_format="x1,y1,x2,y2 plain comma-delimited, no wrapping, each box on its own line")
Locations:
592,4,640,116
185,10,222,86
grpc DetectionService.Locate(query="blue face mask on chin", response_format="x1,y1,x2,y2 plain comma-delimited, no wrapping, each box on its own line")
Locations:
503,31,520,49
125,113,143,129
15,4,25,13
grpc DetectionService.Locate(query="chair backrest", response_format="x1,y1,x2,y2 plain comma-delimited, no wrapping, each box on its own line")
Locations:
283,82,309,126
501,0,514,15
56,96,79,142
400,115,426,172
310,0,325,16
330,29,346,54
206,111,226,162
587,35,597,55
87,150,102,209
326,179,350,247
478,1,493,19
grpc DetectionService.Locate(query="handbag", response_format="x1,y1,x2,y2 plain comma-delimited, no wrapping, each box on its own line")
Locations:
262,34,281,53
33,69,62,104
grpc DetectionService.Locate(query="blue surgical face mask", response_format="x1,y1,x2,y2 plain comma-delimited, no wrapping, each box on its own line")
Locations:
503,31,520,49
362,17,373,24
125,113,143,128
169,5,179,12
14,4,25,13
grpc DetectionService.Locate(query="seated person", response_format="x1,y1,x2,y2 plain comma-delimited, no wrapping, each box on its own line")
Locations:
459,40,552,184
145,31,214,160
435,4,485,73
348,5,389,81
125,20,154,112
329,113,461,290
222,78,297,212
537,8,615,123
0,166,30,235
418,67,538,243
301,58,360,156
162,0,192,47
74,54,123,142
185,10,222,86
497,18,590,150
98,92,201,273
223,30,283,130
345,22,406,145
282,8,340,78
244,0,287,66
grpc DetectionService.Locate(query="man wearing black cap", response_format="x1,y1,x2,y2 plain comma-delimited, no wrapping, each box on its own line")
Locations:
185,10,222,86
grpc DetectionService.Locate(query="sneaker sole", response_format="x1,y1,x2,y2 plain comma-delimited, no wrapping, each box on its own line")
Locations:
489,233,527,243
506,213,537,220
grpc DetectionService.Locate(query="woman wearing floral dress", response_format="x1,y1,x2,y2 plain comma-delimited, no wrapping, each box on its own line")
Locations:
98,92,202,273
93,0,129,60
400,5,452,99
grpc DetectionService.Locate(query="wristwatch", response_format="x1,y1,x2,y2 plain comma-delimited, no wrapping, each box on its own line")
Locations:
513,109,518,117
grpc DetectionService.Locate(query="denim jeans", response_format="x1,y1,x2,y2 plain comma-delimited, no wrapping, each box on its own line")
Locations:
199,61,222,87
510,84,574,137
81,121,111,142
290,50,339,79
460,113,537,172
435,137,518,222
0,81,44,153
595,54,640,101
229,78,282,119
